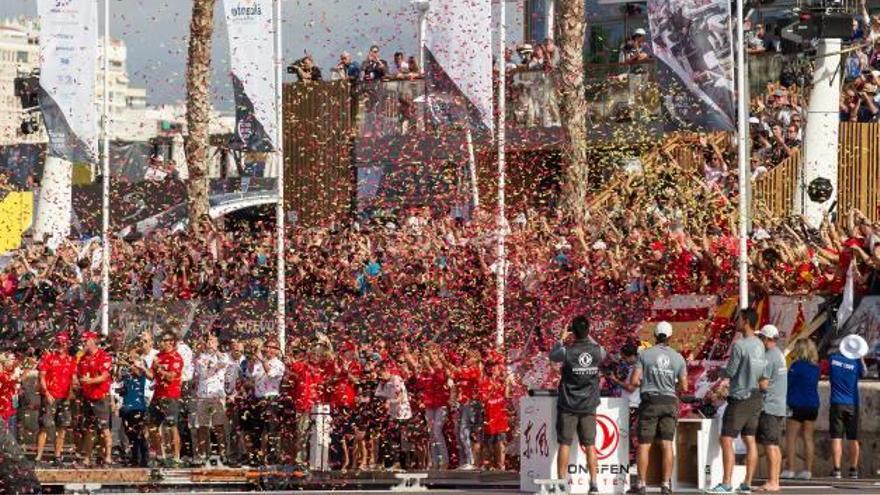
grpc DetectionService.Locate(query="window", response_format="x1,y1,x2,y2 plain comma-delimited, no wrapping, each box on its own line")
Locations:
16,51,29,63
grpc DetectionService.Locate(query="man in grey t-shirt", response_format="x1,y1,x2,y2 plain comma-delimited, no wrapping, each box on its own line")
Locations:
627,322,687,495
707,308,767,494
756,325,787,492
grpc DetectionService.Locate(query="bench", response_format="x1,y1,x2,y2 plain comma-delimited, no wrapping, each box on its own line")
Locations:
391,472,428,492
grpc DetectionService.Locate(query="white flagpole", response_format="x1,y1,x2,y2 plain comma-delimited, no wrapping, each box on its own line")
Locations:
495,0,507,348
100,0,110,336
466,128,480,209
736,0,749,309
274,0,286,351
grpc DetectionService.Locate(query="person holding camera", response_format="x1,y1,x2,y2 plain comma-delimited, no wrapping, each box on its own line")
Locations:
117,344,149,467
627,322,687,495
549,314,606,494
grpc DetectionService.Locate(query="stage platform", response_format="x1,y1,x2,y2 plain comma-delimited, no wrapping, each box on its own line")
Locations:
35,467,520,492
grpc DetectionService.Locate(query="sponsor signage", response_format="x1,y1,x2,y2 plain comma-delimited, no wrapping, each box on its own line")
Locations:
520,396,630,494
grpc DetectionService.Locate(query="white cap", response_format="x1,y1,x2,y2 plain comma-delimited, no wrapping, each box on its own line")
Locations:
756,324,779,340
840,334,869,360
591,240,607,251
655,321,673,337
634,28,647,36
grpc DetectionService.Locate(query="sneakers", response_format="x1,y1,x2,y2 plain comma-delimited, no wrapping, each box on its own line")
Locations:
457,463,476,471
626,485,646,495
795,470,812,480
661,485,672,495
848,467,859,479
780,470,796,479
831,468,842,479
703,484,734,493
737,483,751,493
588,484,599,494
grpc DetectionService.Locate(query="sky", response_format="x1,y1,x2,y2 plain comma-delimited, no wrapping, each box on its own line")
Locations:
1,0,523,110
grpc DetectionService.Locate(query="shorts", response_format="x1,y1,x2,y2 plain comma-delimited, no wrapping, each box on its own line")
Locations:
39,398,72,429
829,404,859,440
556,409,596,447
485,433,506,445
149,398,181,427
191,398,227,428
637,395,678,443
81,398,111,431
757,413,784,445
788,406,818,423
721,392,762,438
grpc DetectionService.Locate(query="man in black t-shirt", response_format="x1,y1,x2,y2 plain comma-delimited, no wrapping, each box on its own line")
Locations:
550,315,606,494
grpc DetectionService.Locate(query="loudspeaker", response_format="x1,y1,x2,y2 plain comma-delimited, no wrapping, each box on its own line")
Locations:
819,13,855,38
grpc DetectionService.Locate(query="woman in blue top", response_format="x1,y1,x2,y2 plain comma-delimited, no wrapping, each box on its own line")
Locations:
118,345,149,467
781,339,820,480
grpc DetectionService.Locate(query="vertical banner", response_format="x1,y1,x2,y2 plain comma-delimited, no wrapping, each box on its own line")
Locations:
224,0,277,151
646,0,736,131
425,0,494,132
37,0,98,163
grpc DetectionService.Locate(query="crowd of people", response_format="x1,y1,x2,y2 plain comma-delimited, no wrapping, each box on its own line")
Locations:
0,324,515,471
841,0,880,123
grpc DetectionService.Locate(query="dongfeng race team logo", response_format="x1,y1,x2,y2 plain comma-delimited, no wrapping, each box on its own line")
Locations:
581,414,620,460
577,352,593,368
657,355,670,370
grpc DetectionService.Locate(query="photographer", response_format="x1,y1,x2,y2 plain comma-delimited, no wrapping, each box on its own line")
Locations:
117,344,149,467
289,55,322,83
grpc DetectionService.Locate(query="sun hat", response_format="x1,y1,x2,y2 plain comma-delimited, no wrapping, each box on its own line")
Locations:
840,334,869,360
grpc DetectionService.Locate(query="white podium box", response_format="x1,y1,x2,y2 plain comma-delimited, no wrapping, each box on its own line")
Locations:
520,396,746,493
520,396,630,494
309,404,331,471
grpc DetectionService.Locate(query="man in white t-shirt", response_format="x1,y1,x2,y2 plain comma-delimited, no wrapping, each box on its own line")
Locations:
247,340,285,463
192,333,231,465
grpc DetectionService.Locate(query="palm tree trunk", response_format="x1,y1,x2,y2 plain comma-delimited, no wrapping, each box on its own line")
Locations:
184,0,216,228
555,0,589,225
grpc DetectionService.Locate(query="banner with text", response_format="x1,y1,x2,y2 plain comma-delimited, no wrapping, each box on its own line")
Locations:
37,0,98,162
224,0,277,151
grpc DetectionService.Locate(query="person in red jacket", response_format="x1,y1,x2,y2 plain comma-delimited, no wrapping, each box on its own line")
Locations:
481,362,511,470
447,349,483,470
328,342,360,470
35,333,76,465
406,346,450,469
284,346,325,467
76,331,113,467
146,331,184,466
0,352,20,439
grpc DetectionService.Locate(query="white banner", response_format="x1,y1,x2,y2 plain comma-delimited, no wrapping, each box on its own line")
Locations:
223,0,277,151
38,0,98,163
520,397,630,494
426,0,493,131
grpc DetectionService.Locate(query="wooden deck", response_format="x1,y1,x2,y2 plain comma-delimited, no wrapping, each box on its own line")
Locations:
35,466,519,490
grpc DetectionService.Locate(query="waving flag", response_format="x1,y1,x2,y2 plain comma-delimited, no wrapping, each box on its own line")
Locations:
223,0,277,151
38,0,98,163
425,0,493,132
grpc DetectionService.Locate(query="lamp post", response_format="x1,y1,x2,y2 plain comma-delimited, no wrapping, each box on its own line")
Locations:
412,0,430,70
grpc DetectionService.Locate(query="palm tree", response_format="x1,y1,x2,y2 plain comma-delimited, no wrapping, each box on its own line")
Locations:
555,0,590,225
184,0,216,228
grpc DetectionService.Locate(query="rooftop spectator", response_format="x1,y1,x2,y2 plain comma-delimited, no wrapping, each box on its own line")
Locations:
362,45,387,82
